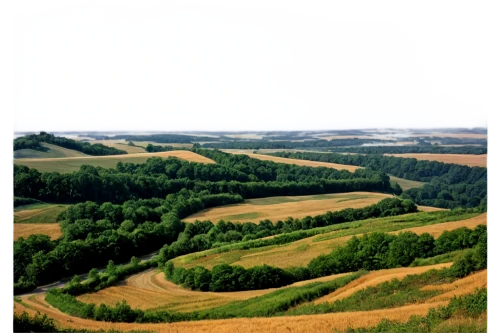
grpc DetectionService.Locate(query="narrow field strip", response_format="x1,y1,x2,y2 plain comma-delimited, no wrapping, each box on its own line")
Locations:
313,263,452,304
14,223,62,240
184,192,391,224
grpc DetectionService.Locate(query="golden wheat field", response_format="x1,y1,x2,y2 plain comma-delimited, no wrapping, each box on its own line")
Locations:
313,263,452,304
77,269,351,312
424,270,487,302
14,296,445,333
237,153,361,172
14,223,62,240
184,192,392,224
388,213,486,238
14,151,215,173
175,213,486,270
385,153,487,167
89,140,147,154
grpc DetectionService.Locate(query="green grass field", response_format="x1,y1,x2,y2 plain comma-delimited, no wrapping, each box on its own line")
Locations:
14,143,89,159
388,175,425,191
14,203,69,223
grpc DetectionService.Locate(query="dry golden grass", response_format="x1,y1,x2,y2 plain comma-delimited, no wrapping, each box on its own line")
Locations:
423,270,487,302
317,135,396,141
388,213,486,238
314,263,452,304
416,205,447,212
77,269,353,313
77,269,274,312
237,153,361,172
14,223,62,240
90,140,146,154
16,294,448,333
409,133,487,139
185,192,391,224
385,153,487,167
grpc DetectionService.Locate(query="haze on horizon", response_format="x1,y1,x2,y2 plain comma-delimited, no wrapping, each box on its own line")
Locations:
10,1,495,132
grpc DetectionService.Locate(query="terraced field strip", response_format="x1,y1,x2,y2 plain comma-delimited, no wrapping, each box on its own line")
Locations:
388,213,486,237
385,153,487,167
14,204,68,223
77,268,352,312
388,175,426,191
174,213,485,270
14,151,215,173
184,192,392,223
16,293,448,333
236,153,361,172
14,223,62,240
313,263,452,304
424,270,487,302
132,141,194,149
89,140,146,154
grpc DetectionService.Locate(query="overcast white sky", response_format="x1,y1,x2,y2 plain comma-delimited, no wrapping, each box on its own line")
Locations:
5,1,498,132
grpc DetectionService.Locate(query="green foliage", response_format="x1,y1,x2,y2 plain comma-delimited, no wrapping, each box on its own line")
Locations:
344,288,487,333
270,151,487,209
14,311,58,332
144,144,175,152
14,196,43,207
14,132,127,155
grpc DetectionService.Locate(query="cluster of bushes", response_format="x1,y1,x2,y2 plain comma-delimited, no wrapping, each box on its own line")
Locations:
144,144,176,152
307,225,486,277
271,151,487,209
166,225,486,292
62,257,157,296
329,145,487,155
14,132,127,155
14,196,42,207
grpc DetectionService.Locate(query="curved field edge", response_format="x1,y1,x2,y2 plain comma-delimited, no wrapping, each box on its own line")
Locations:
76,269,354,311
184,192,392,224
14,204,68,224
16,283,481,333
385,153,487,168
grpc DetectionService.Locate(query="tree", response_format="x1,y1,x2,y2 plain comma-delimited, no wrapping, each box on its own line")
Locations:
106,260,116,276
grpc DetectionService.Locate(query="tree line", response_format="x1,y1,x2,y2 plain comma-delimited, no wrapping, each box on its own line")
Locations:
270,151,487,209
14,132,127,155
329,145,487,155
98,133,221,143
14,158,392,204
201,138,393,149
